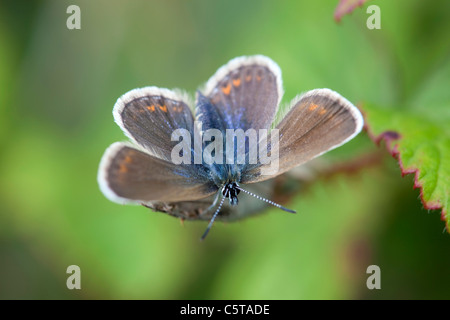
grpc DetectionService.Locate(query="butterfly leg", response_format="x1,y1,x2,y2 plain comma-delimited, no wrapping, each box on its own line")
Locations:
199,190,221,217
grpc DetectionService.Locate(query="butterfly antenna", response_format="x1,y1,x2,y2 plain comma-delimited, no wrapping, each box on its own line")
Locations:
236,186,296,213
201,194,226,241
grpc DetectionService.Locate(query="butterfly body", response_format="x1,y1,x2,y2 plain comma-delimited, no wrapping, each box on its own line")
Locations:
222,182,241,206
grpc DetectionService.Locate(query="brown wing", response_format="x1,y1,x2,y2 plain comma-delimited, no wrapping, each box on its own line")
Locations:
98,142,217,204
241,89,363,183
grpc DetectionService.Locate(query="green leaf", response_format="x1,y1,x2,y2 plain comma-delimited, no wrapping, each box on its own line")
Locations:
362,59,450,230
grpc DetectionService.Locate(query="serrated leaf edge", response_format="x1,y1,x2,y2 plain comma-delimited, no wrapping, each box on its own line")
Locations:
363,111,449,232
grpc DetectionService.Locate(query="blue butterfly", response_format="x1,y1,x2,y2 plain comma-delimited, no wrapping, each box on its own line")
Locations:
98,55,363,239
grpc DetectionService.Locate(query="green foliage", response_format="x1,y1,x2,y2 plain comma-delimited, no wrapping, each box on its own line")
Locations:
362,7,450,229
363,99,450,229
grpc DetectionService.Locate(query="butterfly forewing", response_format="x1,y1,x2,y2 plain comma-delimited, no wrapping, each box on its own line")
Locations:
114,87,195,162
199,55,283,132
240,89,363,183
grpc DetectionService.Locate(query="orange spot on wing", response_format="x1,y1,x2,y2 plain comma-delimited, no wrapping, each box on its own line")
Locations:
159,105,167,112
124,156,132,163
222,82,231,95
309,104,318,111
256,74,262,81
147,105,155,112
245,74,252,82
232,78,241,87
319,108,326,115
119,164,128,173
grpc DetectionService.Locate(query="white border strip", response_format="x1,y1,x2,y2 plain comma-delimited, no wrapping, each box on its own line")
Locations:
97,141,143,205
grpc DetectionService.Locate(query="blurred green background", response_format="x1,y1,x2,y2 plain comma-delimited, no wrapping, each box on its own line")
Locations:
1,0,449,299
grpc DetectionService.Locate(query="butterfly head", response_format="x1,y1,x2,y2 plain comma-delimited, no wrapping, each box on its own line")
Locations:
222,181,241,206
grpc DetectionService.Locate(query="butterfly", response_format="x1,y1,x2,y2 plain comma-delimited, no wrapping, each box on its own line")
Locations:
98,55,363,239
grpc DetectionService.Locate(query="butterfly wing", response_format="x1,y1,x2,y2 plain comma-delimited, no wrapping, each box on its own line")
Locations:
197,55,283,132
195,55,283,180
240,88,364,183
98,142,218,204
114,87,197,161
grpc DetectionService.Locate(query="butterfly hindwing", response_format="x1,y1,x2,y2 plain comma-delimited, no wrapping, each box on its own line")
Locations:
98,142,218,204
